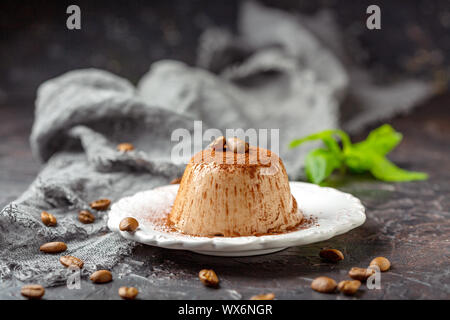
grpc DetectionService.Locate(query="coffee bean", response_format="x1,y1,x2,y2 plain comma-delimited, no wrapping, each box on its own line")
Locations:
90,199,111,211
60,255,84,269
250,293,275,300
208,136,226,151
319,249,344,263
90,270,112,284
369,257,391,272
21,284,45,300
40,242,67,253
117,143,134,152
78,210,95,224
227,137,249,154
119,217,139,232
118,286,139,300
348,267,375,281
41,211,57,227
198,269,219,287
311,276,337,293
170,177,182,184
337,280,361,295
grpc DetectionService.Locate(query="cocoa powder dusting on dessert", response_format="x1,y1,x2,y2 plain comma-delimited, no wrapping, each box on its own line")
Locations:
148,211,317,238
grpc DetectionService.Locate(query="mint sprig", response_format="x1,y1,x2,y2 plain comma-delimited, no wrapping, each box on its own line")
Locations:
289,124,428,184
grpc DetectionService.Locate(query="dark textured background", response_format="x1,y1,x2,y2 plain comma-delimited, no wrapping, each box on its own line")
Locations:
0,0,449,300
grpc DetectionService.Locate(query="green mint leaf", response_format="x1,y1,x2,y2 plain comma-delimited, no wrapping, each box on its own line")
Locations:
289,129,351,156
344,147,375,173
353,124,402,155
290,124,427,184
305,148,342,184
289,130,335,148
333,129,352,150
370,155,428,182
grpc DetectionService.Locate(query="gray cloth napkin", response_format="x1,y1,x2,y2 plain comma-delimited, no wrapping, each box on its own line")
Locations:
0,1,434,287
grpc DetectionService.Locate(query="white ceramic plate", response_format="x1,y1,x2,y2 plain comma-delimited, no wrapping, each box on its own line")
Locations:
108,182,366,256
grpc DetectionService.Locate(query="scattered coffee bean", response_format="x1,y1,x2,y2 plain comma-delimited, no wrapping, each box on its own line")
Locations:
348,267,375,281
337,280,361,295
119,217,139,232
40,241,67,253
311,276,337,293
369,257,391,272
208,136,226,151
227,137,249,154
90,270,112,284
250,293,275,300
118,286,139,300
170,177,182,184
198,269,219,287
60,255,84,269
117,143,134,152
21,284,45,300
319,249,344,263
41,211,57,227
90,199,111,211
78,210,95,224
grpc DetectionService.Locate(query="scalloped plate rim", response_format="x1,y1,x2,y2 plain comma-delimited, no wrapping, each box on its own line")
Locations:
108,182,366,254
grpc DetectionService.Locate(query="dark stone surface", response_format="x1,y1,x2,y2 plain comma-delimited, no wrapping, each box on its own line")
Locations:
0,0,449,300
1,94,449,300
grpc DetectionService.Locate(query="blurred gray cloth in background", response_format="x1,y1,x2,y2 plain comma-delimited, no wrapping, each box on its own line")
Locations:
0,1,434,286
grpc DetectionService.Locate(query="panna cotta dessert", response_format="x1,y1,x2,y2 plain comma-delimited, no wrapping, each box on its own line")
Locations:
168,137,303,237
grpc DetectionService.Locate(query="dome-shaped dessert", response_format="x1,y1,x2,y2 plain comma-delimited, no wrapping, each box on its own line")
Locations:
168,137,303,237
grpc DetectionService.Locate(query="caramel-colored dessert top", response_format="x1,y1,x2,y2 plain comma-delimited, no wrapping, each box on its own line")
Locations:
191,145,277,167
168,139,303,237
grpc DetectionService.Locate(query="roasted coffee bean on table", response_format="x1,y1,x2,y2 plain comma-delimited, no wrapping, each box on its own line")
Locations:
39,241,67,253
90,270,113,283
370,257,391,272
41,211,57,227
117,143,135,152
59,255,84,269
311,276,337,293
119,217,139,232
250,293,275,300
337,280,361,295
198,269,220,287
319,248,344,263
21,284,45,299
118,286,139,300
89,199,111,211
348,267,376,281
78,210,95,224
